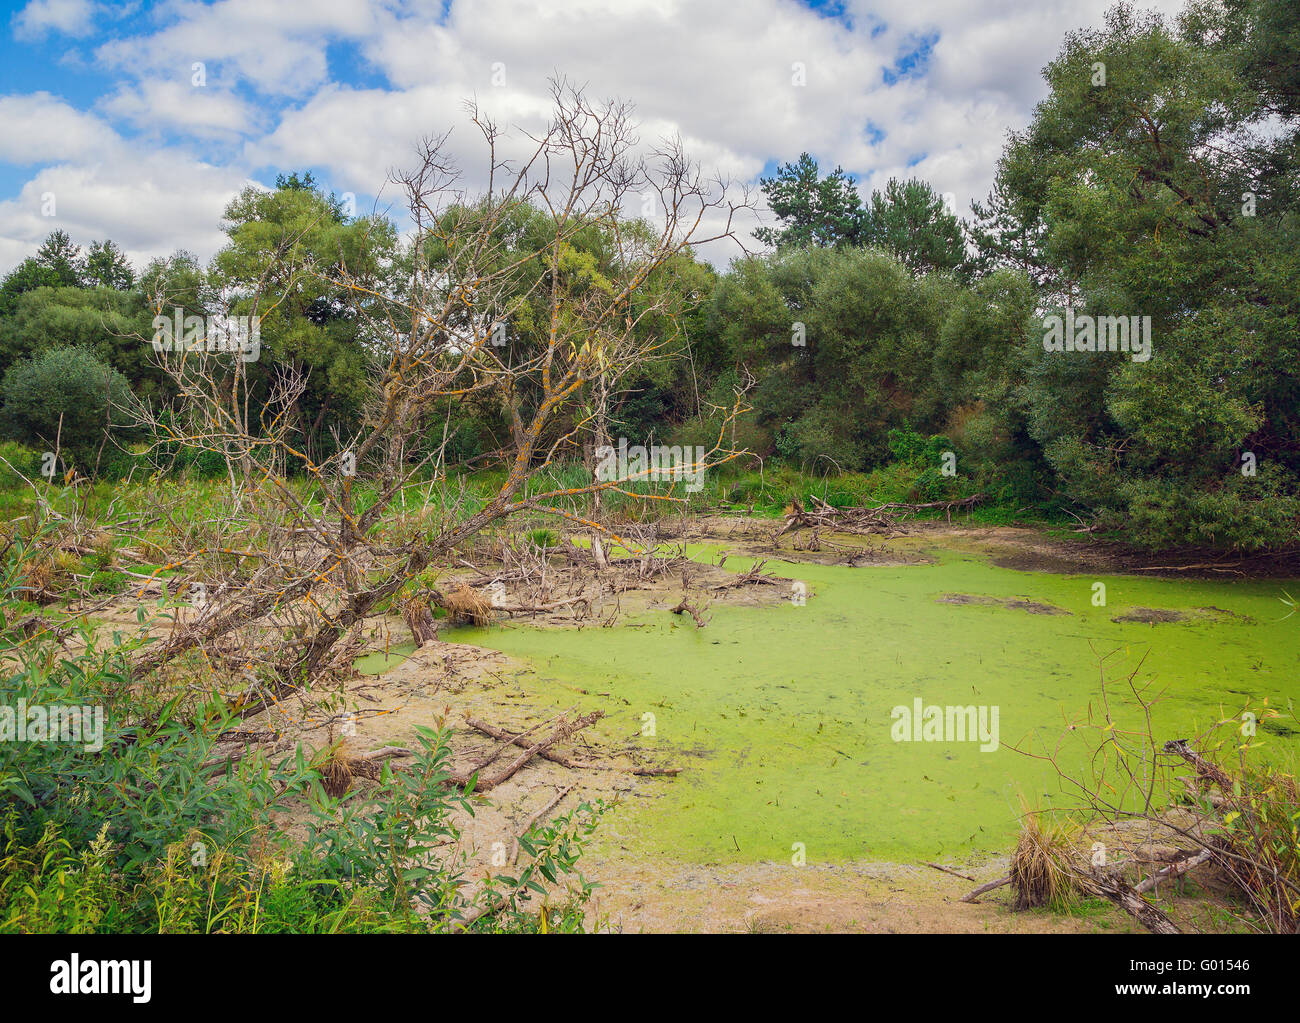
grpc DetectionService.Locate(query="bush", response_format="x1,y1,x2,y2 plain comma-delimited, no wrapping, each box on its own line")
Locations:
0,524,602,933
0,347,138,472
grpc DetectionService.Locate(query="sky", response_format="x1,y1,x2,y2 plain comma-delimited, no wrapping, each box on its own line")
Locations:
0,0,1188,274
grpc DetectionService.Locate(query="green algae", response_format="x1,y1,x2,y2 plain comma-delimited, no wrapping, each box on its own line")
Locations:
354,641,417,675
446,543,1300,864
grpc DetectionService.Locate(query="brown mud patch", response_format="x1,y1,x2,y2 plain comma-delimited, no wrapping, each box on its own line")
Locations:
1111,607,1188,624
936,593,1071,616
583,854,1138,933
1109,606,1256,625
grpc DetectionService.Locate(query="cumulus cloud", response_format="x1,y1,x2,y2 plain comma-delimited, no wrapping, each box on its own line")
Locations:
0,143,249,274
94,0,381,98
0,93,119,164
11,0,99,41
0,0,1195,272
100,79,262,141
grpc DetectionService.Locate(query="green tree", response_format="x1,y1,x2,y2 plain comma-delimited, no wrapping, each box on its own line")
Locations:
84,240,134,290
0,347,138,469
754,153,866,250
0,286,162,398
210,177,398,463
993,1,1300,548
0,231,89,315
861,178,971,277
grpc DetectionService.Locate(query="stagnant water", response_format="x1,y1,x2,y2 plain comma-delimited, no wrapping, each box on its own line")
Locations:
420,540,1300,863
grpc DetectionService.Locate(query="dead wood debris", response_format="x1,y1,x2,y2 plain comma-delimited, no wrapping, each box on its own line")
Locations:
778,494,984,538
669,596,710,628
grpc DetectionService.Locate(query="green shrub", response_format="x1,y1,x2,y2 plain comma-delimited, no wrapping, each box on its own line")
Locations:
0,524,602,933
0,348,138,472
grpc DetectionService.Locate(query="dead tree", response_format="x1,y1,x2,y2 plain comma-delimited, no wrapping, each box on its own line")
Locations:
126,79,754,706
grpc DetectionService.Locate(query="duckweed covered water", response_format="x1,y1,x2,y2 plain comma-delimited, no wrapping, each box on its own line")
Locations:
447,543,1300,863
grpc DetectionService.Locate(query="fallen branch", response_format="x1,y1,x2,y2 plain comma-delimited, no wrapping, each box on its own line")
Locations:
960,875,1012,903
1135,849,1214,895
450,711,604,792
670,596,710,628
509,783,577,865
1071,871,1182,934
926,861,977,882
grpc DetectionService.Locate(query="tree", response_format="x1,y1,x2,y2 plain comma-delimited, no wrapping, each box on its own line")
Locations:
0,347,137,470
0,231,89,315
861,177,971,277
34,231,84,286
754,153,866,249
128,80,753,688
211,176,398,464
84,240,134,290
0,286,161,398
708,245,1034,474
990,1,1300,548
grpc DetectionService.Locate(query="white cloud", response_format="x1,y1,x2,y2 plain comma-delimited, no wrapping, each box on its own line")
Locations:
12,0,98,40
0,93,119,165
94,0,381,98
0,0,1202,272
100,79,261,141
0,151,249,273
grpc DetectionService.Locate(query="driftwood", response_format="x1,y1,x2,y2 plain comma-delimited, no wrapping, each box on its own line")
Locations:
467,716,583,769
1135,850,1214,894
470,709,568,770
448,711,604,792
779,493,985,537
960,875,1012,902
465,717,683,778
708,559,780,590
670,596,710,628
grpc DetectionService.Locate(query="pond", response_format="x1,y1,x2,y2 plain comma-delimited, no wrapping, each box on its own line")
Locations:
446,540,1300,863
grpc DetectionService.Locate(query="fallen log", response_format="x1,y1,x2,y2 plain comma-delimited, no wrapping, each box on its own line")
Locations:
466,717,683,778
1071,871,1182,934
470,709,569,770
466,716,582,769
960,875,1012,902
1135,849,1214,894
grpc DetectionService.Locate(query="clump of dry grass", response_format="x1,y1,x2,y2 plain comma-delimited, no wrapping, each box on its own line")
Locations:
319,743,355,798
19,549,79,603
1012,811,1078,911
441,584,494,626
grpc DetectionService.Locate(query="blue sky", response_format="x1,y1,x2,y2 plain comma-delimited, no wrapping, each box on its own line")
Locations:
0,0,1185,272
